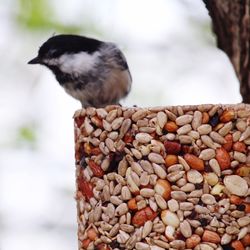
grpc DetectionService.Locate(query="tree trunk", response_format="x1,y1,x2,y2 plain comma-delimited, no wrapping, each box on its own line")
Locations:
203,0,250,103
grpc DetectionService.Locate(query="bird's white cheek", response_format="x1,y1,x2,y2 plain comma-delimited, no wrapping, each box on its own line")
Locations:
58,52,100,74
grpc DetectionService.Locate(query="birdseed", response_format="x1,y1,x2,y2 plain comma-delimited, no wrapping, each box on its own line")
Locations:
74,104,250,250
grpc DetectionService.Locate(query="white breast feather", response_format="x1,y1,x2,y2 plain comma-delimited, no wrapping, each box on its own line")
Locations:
58,51,100,74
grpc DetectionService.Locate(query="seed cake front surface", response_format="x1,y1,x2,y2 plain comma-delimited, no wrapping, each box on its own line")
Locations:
74,104,250,250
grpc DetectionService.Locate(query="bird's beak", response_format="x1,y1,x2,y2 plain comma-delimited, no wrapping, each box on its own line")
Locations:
28,56,42,64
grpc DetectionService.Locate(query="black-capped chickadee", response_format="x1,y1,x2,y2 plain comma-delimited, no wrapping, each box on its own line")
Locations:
28,34,132,108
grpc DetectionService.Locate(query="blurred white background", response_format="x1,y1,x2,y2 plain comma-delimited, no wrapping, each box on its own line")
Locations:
0,0,241,249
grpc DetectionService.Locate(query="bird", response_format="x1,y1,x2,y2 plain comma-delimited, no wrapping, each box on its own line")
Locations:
28,34,132,108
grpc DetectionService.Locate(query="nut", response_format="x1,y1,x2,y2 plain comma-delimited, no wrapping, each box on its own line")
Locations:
164,121,178,132
186,234,201,248
220,110,235,122
202,230,220,244
216,147,231,170
132,207,157,227
165,154,178,167
154,179,171,200
223,175,248,196
184,153,204,171
161,210,180,228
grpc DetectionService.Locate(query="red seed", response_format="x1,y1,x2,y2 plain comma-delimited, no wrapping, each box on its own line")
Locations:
78,177,94,201
223,134,233,152
81,239,91,249
216,147,231,170
184,154,204,171
132,207,157,227
88,160,104,177
233,141,247,153
164,141,181,154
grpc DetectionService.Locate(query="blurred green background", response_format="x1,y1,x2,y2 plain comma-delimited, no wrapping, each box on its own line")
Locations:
0,0,241,250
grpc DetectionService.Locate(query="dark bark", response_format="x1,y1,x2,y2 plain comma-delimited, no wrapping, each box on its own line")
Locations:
203,0,250,103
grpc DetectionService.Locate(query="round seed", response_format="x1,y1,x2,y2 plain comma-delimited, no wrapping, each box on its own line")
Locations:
187,169,203,184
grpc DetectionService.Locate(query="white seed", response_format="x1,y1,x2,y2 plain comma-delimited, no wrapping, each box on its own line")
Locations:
102,119,112,132
167,199,179,212
84,117,94,135
119,118,132,138
238,216,250,227
233,131,241,142
140,160,154,174
180,220,192,238
106,109,117,122
201,194,216,205
121,186,132,200
138,171,149,186
238,227,248,240
233,151,247,162
178,156,190,171
197,124,212,135
142,220,153,238
180,183,195,192
239,126,250,141
126,169,140,194
218,122,233,136
200,244,214,250
115,203,128,216
157,111,167,128
117,230,130,243
211,183,225,195
105,137,115,152
155,194,167,209
161,210,180,228
165,225,175,240
223,175,248,196
188,130,200,139
148,153,165,164
210,131,226,144
131,162,144,176
135,242,150,250
179,202,194,210
132,109,148,122
209,158,221,176
140,188,155,198
221,233,232,245
201,135,217,149
179,135,194,144
177,124,192,135
111,117,124,130
203,172,218,186
171,191,187,201
153,163,167,179
167,164,183,173
96,108,107,118
236,120,247,132
135,132,153,144
192,110,202,130
195,205,210,214
187,169,203,184
199,148,215,160
176,115,193,126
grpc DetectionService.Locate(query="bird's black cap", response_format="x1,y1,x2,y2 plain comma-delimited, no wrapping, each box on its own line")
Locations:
28,34,104,65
